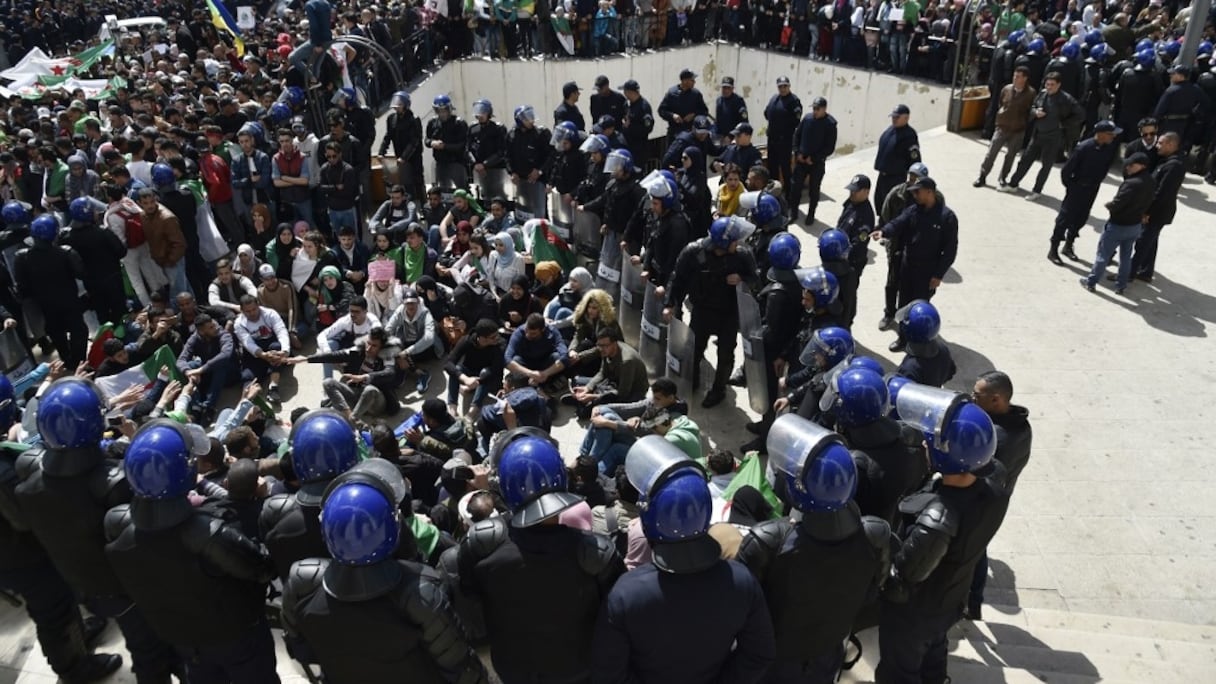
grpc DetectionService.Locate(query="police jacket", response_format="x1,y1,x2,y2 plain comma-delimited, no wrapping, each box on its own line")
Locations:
285,558,488,684
13,447,131,598
13,242,86,313
467,120,508,169
841,417,930,527
554,101,586,131
591,89,629,125
546,147,587,196
878,201,958,278
592,559,776,684
837,198,875,270
1081,64,1111,110
1061,137,1120,188
763,93,803,146
455,517,623,683
873,124,921,176
794,113,838,161
887,464,1010,614
717,143,763,174
665,239,757,316
1153,82,1208,136
1146,152,1187,225
425,116,469,165
1115,68,1162,126
575,158,608,205
638,208,690,288
103,502,274,647
505,125,552,177
1106,167,1156,225
657,85,709,136
661,131,714,170
737,504,892,659
63,222,126,282
622,97,655,146
759,268,804,354
988,42,1016,89
379,109,424,165
345,106,377,159
715,93,749,137
896,339,957,388
980,405,1032,494
584,174,645,233
0,447,52,572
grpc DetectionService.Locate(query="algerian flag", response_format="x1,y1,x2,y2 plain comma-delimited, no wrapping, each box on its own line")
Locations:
18,75,126,101
94,344,185,400
0,42,114,86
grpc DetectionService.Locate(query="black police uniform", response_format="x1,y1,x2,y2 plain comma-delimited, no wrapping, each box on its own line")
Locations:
454,517,623,684
872,125,921,213
876,464,1011,684
1051,135,1120,253
1113,66,1163,142
716,142,763,176
575,155,608,205
285,556,487,683
877,200,957,309
1014,52,1049,95
665,239,758,393
13,445,178,681
657,85,709,142
896,339,956,388
104,499,280,682
630,204,690,290
505,125,553,186
716,91,750,139
591,89,629,126
738,504,893,684
12,239,89,368
661,130,714,171
554,101,586,132
63,220,128,326
763,91,803,186
842,419,930,527
466,118,508,196
836,197,875,324
344,105,377,163
1153,80,1209,144
1080,61,1112,138
790,112,838,223
593,558,775,684
546,146,588,202
379,107,426,201
425,115,471,189
759,267,805,418
622,94,656,167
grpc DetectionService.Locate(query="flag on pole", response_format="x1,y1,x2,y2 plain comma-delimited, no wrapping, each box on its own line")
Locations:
205,0,246,57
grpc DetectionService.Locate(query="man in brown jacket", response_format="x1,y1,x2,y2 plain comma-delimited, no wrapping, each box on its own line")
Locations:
974,66,1037,188
136,187,190,298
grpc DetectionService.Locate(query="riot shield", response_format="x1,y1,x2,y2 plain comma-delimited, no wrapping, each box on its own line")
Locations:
548,189,573,242
572,207,602,259
638,281,667,377
736,284,769,414
595,234,623,303
666,317,697,403
619,257,645,350
475,168,508,202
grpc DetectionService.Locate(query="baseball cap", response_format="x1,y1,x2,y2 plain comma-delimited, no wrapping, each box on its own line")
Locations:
812,96,828,108
1093,120,1122,135
776,76,790,86
732,122,754,135
258,264,276,279
622,79,640,92
846,174,872,191
891,104,911,116
562,81,581,98
679,68,696,80
594,74,609,88
721,76,735,87
403,290,420,303
908,162,930,178
909,176,937,191
1124,152,1151,167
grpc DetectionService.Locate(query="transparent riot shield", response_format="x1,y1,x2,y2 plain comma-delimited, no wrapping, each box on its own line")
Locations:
619,257,645,350
666,317,697,402
548,188,573,242
595,236,623,303
736,284,768,414
572,207,602,259
638,281,667,377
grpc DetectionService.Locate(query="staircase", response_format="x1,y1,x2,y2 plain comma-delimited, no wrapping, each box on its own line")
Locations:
841,604,1216,683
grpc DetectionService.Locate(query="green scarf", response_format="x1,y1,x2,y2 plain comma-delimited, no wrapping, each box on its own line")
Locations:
403,244,425,283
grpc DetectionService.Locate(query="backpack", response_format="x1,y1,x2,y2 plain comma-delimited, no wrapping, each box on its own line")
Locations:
114,206,145,248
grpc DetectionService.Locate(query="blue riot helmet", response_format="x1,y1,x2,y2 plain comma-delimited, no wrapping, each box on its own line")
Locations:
799,326,854,371
1084,28,1103,47
604,148,635,176
895,299,941,344
1135,38,1154,54
0,374,15,434
1199,41,1214,56
849,356,884,376
1007,29,1025,47
332,87,357,108
1025,37,1045,55
658,169,677,186
885,374,910,419
893,382,996,474
1160,39,1181,60
487,426,557,469
642,170,678,210
321,482,400,566
767,414,856,512
472,98,492,118
832,368,890,426
708,216,756,249
68,197,95,224
29,214,59,242
551,120,579,149
580,133,609,155
151,162,176,187
2,200,30,225
1134,48,1157,68
625,435,717,573
497,435,583,527
795,266,839,309
239,122,265,145
289,409,360,505
740,190,780,225
818,228,850,261
37,378,105,449
433,94,453,112
513,104,536,127
268,101,293,123
283,86,307,108
392,91,412,109
124,420,198,499
1061,42,1080,61
1087,43,1110,64
768,232,801,270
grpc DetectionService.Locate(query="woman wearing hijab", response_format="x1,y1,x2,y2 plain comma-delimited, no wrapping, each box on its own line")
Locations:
532,260,564,305
545,266,594,331
315,265,355,328
484,231,526,297
414,275,455,327
264,223,302,281
248,204,275,252
498,274,544,332
677,146,711,240
233,243,263,286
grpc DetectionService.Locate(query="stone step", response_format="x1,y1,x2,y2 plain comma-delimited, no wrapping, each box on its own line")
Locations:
979,604,1216,646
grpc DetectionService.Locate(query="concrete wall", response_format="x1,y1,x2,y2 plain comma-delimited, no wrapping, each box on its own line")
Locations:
383,43,948,178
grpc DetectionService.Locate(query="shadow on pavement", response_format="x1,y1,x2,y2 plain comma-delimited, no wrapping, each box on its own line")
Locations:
941,336,997,394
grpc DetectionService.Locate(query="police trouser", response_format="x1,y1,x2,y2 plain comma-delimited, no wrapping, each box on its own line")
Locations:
87,594,179,681
435,161,469,192
0,560,92,677
762,644,846,684
691,310,738,391
789,160,826,222
883,247,903,318
44,310,89,370
177,618,280,684
1130,221,1167,278
85,273,130,328
875,600,958,684
766,143,793,188
896,270,935,312
1051,183,1101,245
874,173,904,217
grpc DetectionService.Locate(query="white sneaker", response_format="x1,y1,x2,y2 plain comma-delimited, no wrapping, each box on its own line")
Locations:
1025,192,1040,201
996,185,1017,193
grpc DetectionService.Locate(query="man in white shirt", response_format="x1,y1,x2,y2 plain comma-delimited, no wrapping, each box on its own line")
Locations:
233,295,291,402
384,291,437,393
319,295,381,380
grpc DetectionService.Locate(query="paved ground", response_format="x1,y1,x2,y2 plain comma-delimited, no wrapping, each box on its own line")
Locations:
0,127,1213,681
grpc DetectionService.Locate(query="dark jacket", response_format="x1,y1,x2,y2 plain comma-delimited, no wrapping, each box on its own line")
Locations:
505,126,552,177
13,243,85,314
1028,88,1082,139
584,175,645,233
63,223,126,282
794,113,838,161
177,330,236,376
1061,137,1120,188
318,161,358,211
1145,152,1186,226
715,93,749,137
983,405,1032,494
1105,168,1156,225
874,124,921,176
842,417,929,527
590,89,629,126
307,346,405,414
424,116,469,165
879,201,959,279
467,120,508,169
657,85,709,137
763,93,803,146
379,109,424,166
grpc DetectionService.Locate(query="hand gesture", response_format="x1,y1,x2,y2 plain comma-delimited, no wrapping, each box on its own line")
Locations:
244,381,262,401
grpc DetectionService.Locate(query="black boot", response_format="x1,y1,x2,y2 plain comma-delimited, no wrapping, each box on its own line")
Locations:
63,654,124,684
728,366,746,387
1047,241,1063,265
1062,239,1078,261
701,386,726,408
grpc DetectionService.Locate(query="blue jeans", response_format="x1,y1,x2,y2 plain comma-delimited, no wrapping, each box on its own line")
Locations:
579,408,637,474
185,356,240,411
1085,221,1142,290
328,207,359,238
427,225,443,251
164,259,192,299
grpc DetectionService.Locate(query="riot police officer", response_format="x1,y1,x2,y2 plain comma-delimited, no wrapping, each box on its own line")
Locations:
1044,42,1084,100
715,76,749,142
1154,65,1207,144
657,68,709,144
817,229,858,329
664,216,758,408
1080,45,1113,139
783,324,853,426
714,123,764,178
621,80,656,168
660,115,716,171
425,95,470,191
740,190,787,278
1014,37,1050,95
894,299,955,385
631,173,689,293
506,105,552,219
13,214,89,367
576,134,611,206
737,415,893,684
0,375,122,683
742,234,806,444
64,197,128,327
876,163,934,332
1113,50,1163,143
763,76,803,188
592,437,776,682
104,420,280,682
379,91,426,202
467,99,509,202
13,378,179,682
283,460,488,683
454,433,623,684
546,122,587,224
789,97,838,224
581,149,645,283
876,384,1007,684
872,104,922,213
590,75,629,125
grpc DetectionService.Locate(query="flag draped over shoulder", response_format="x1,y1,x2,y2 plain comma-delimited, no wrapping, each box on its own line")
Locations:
206,0,246,57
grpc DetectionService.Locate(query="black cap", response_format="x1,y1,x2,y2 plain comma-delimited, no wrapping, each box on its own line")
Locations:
597,114,617,129
622,79,640,92
732,122,753,135
721,76,735,87
909,176,937,191
891,103,911,116
679,68,696,80
594,74,609,87
846,174,872,191
812,96,828,108
563,81,581,97
1168,64,1192,77
1124,152,1151,167
1093,120,1122,135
